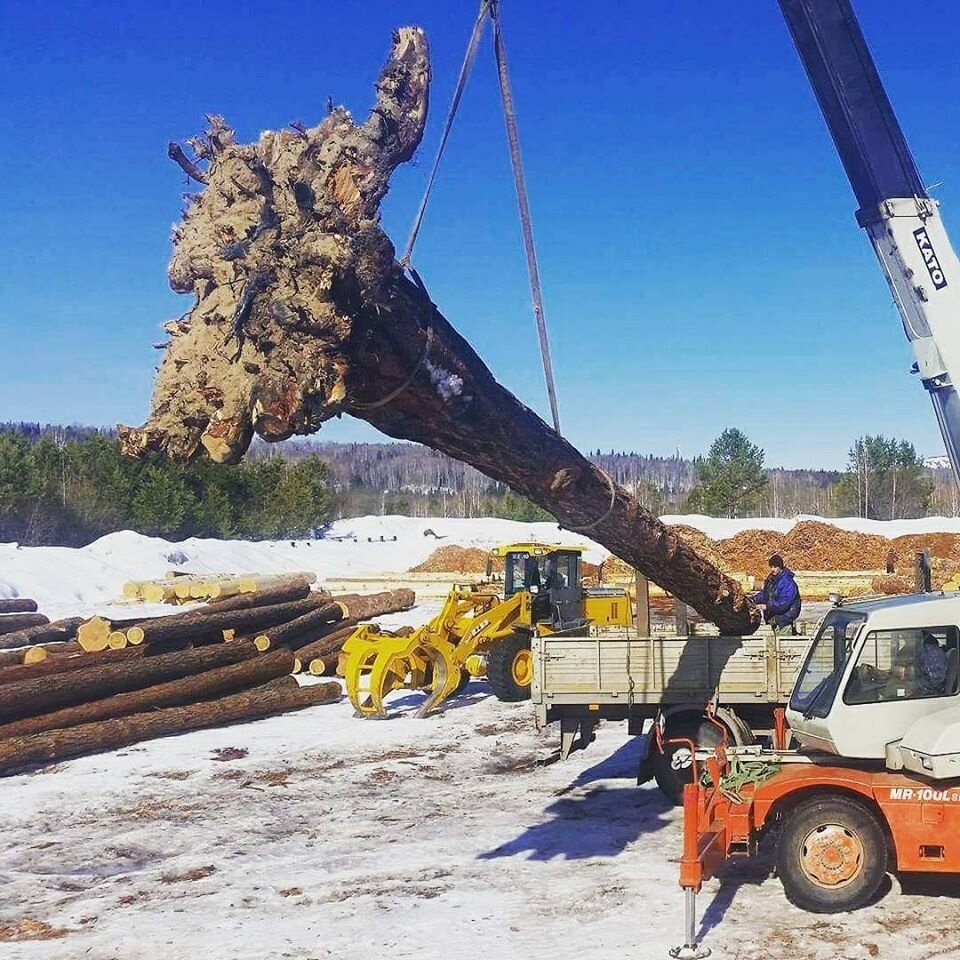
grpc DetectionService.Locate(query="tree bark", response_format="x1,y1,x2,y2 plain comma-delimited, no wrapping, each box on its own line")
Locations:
0,640,258,723
0,649,295,739
334,589,415,620
205,577,317,610
120,595,335,647
249,603,343,651
0,613,50,637
0,676,341,775
294,621,364,666
0,647,144,686
0,617,82,651
0,599,38,614
117,28,759,635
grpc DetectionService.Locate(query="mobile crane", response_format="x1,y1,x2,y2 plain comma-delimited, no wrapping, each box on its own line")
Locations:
670,2,960,957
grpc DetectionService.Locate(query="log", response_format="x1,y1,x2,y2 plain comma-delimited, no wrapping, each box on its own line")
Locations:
118,29,759,634
307,653,339,676
0,640,259,723
333,589,416,619
0,599,38,614
0,649,296,739
0,649,28,669
293,621,364,665
124,595,337,646
0,676,341,775
205,577,316,610
0,613,50,637
23,641,82,664
0,647,144,686
0,617,84,651
249,603,344,651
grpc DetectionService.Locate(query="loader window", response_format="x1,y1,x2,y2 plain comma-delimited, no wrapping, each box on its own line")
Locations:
505,553,540,596
790,610,865,718
844,626,960,705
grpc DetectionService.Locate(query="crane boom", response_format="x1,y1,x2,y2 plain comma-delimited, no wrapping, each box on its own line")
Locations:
780,0,960,484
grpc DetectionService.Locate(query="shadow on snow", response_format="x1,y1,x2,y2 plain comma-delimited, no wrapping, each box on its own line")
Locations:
478,737,674,861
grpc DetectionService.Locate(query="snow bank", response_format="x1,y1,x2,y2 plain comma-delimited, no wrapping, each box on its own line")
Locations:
4,513,960,619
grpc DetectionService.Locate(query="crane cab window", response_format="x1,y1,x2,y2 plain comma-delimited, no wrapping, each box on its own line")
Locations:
844,626,960,705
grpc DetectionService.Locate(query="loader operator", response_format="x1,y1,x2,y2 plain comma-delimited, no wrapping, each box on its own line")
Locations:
751,554,802,631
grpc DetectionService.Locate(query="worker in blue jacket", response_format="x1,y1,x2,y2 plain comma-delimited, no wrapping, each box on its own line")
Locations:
752,554,802,631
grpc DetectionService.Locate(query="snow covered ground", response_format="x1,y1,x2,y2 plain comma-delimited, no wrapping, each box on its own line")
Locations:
4,515,960,958
5,689,960,960
5,512,960,620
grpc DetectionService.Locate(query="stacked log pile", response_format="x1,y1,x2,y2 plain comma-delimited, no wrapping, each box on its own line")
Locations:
0,583,415,774
121,571,318,604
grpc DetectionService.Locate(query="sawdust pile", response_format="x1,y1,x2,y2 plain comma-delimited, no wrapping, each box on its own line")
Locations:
412,546,502,574
889,533,960,560
412,546,599,579
411,523,960,585
604,521,959,580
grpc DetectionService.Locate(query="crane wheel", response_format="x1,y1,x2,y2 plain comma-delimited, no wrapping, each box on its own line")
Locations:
777,795,888,913
652,716,726,806
486,635,533,702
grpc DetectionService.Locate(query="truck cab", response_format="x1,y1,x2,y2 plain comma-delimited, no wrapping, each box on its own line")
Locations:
787,593,960,761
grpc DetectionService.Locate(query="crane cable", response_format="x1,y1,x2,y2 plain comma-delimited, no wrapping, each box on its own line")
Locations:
399,0,562,434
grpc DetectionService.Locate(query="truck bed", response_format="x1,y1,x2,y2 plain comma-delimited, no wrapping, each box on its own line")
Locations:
532,632,810,726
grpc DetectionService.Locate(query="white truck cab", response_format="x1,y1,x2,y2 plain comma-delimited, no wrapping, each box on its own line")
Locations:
786,593,960,768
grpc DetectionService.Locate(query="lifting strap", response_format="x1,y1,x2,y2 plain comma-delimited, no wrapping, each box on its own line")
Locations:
400,0,562,434
400,0,491,269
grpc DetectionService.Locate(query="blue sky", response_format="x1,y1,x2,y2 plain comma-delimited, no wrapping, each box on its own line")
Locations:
3,1,960,469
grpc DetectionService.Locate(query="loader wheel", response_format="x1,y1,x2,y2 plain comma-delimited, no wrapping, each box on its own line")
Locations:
652,717,724,806
487,635,533,702
777,795,888,913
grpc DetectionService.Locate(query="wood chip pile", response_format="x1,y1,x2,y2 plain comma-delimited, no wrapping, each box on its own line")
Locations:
599,521,960,581
0,577,414,775
411,545,600,580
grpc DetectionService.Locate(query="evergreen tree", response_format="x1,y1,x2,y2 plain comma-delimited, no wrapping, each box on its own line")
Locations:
686,428,768,518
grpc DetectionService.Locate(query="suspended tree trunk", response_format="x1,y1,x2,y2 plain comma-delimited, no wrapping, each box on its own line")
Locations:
0,677,341,776
0,649,295,739
118,28,759,635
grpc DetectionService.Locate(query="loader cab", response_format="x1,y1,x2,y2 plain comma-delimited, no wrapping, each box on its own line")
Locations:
786,593,960,759
494,543,584,624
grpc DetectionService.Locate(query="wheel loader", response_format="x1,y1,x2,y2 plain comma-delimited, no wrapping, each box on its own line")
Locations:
341,542,633,718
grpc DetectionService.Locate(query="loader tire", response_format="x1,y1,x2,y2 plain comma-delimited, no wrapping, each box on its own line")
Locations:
487,635,533,702
777,795,888,913
652,716,724,806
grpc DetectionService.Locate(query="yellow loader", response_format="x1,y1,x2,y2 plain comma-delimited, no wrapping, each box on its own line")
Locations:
341,542,633,718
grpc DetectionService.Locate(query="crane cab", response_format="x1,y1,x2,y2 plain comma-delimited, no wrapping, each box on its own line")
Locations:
786,593,960,767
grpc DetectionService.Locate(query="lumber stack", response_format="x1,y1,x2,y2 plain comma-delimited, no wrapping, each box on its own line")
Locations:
0,585,416,774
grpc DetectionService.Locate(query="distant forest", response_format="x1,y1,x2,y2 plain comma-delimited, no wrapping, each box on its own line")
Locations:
1,422,957,546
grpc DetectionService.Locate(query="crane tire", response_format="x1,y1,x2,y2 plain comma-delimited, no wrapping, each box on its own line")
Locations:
777,794,888,913
487,634,533,702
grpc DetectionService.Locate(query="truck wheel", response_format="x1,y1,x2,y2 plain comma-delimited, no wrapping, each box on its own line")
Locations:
487,635,533,702
652,717,724,805
777,795,888,913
